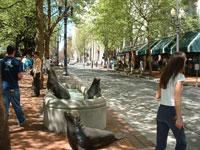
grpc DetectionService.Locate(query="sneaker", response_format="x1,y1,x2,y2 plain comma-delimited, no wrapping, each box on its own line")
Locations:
19,120,28,127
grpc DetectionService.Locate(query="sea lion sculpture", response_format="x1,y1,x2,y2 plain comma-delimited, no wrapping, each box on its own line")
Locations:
85,78,101,99
64,111,125,150
47,67,70,99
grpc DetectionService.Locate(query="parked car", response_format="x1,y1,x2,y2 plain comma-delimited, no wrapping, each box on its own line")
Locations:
69,59,77,65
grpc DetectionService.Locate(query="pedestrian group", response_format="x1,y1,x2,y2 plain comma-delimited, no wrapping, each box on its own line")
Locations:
0,45,46,127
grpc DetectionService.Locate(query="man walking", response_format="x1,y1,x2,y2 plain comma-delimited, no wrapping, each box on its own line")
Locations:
1,45,26,127
32,51,41,97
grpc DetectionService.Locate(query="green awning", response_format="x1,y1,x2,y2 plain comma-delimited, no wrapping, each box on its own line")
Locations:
117,52,124,56
124,46,131,52
119,46,131,54
163,37,176,54
172,30,200,53
136,41,159,55
188,32,200,52
118,48,125,54
135,43,147,55
151,37,175,55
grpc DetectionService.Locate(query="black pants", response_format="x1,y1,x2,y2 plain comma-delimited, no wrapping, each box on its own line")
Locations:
33,73,40,96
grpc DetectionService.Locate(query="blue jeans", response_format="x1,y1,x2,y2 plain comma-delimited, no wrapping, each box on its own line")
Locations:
3,89,26,124
156,105,186,150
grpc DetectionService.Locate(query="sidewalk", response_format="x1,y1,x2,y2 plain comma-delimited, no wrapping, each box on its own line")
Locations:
8,73,154,150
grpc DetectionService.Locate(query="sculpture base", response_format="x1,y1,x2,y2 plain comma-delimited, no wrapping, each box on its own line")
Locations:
43,90,107,133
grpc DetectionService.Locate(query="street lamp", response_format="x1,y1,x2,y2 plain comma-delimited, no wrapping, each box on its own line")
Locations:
57,0,74,75
56,36,60,65
171,0,185,52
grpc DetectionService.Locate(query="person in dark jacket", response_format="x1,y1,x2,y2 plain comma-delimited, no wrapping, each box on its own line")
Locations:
1,45,27,127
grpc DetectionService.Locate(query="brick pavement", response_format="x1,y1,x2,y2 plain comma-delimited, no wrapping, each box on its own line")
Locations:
8,73,155,150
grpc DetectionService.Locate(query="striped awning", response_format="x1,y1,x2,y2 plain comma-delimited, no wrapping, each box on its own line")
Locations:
151,37,175,55
136,41,160,55
118,46,131,54
172,30,200,53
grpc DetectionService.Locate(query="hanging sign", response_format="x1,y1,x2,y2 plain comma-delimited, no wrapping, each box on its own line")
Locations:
195,64,199,71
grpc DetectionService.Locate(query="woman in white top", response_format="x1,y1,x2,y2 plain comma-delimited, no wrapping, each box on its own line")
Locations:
156,52,187,150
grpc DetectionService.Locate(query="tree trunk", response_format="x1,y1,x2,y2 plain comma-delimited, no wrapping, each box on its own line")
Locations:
45,38,50,59
147,25,152,75
106,48,110,69
131,47,135,72
45,0,51,59
84,38,86,63
103,39,109,69
43,0,67,60
35,0,44,88
144,55,147,70
130,36,140,73
0,70,11,150
130,32,134,72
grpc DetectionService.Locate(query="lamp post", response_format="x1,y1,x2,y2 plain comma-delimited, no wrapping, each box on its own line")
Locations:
56,36,60,65
171,0,185,52
58,0,74,75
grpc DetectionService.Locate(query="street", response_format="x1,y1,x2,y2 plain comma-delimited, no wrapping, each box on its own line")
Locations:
68,65,200,150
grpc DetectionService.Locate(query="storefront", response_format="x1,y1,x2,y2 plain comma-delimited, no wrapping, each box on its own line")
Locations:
117,46,132,71
116,30,200,76
150,30,200,76
135,41,160,70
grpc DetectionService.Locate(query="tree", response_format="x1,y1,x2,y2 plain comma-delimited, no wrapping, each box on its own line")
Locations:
121,0,145,71
89,0,127,68
35,0,44,88
73,26,90,62
35,0,44,57
127,0,173,74
0,0,36,53
43,0,95,59
128,0,184,73
0,70,10,150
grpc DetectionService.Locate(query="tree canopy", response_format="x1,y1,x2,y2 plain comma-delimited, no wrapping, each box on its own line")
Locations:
0,0,36,52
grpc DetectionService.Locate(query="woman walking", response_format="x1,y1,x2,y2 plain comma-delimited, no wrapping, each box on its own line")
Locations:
156,52,187,150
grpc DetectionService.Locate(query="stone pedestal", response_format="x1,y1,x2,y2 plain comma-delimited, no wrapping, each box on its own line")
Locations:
43,87,107,133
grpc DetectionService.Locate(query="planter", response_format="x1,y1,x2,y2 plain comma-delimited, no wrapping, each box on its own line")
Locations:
132,69,141,74
124,68,131,73
142,70,150,75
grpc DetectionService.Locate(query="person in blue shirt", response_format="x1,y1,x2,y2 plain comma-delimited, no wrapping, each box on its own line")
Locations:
25,55,33,73
1,45,27,127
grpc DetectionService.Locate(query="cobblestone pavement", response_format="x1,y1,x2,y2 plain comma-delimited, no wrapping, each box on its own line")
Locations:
69,65,200,150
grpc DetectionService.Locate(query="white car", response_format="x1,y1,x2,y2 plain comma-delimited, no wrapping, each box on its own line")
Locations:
69,59,77,65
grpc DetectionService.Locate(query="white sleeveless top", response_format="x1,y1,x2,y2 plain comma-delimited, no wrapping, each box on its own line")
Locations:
33,58,41,73
160,73,185,106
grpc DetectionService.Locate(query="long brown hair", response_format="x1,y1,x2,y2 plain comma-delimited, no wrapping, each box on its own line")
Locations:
159,52,186,89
